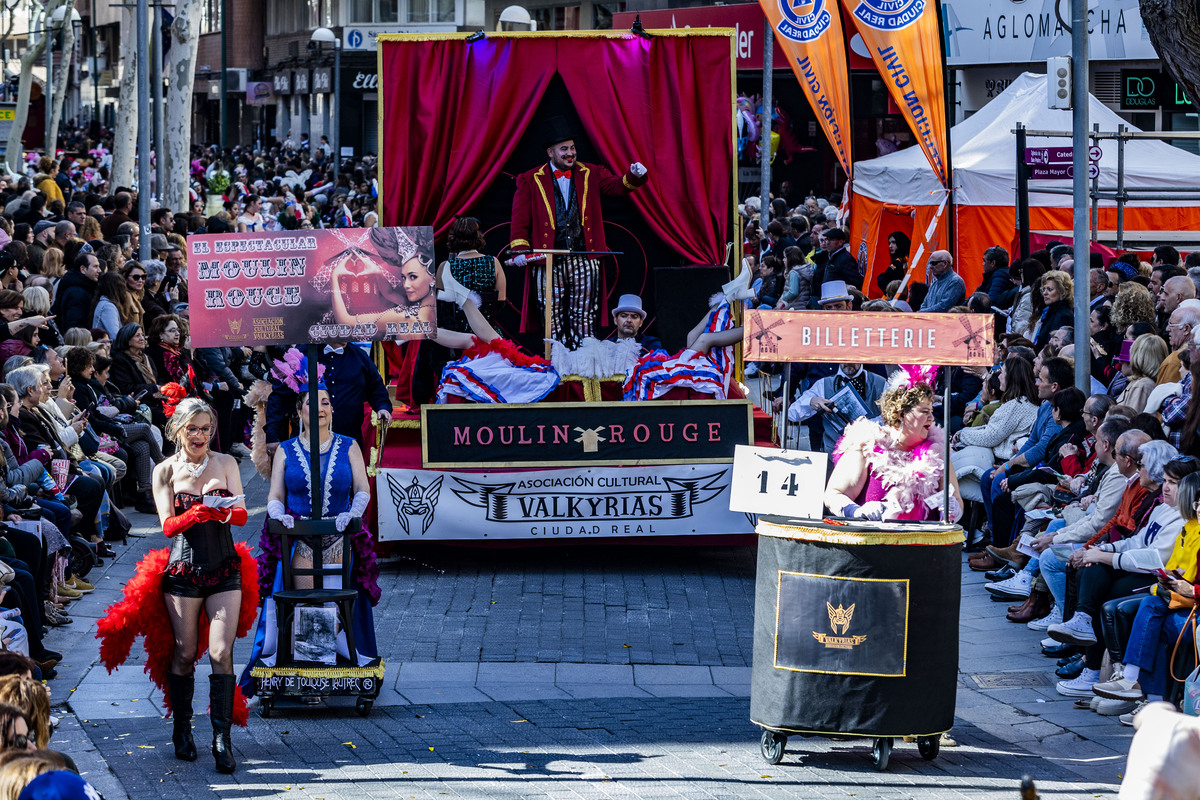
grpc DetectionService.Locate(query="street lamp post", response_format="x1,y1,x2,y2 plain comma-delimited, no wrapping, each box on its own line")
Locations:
90,0,100,134
310,27,339,183
137,0,151,257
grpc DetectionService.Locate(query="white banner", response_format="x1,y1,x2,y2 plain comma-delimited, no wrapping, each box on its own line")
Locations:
943,0,1156,66
377,465,755,541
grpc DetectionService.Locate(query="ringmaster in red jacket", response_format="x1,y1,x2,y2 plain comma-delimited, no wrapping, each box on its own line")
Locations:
510,118,647,349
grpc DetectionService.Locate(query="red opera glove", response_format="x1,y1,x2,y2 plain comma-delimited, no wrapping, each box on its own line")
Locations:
163,504,217,538
222,507,248,527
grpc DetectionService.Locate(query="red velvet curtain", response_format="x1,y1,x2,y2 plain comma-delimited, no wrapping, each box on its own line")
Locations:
379,37,557,238
379,34,732,264
556,36,731,266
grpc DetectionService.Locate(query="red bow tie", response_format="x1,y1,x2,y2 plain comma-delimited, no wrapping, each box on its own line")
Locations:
554,170,572,180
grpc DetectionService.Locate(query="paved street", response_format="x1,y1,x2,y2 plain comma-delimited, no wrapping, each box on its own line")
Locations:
50,460,1131,799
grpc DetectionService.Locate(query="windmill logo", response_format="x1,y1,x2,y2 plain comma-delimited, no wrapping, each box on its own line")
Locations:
748,312,786,357
953,316,990,360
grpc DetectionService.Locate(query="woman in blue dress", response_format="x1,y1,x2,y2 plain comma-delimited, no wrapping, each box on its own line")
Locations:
239,363,381,699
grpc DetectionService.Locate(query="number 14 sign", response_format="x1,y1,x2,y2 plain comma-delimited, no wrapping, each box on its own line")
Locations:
728,445,828,520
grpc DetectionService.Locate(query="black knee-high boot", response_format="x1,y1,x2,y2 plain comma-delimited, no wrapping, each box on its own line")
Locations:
209,674,236,773
166,672,198,761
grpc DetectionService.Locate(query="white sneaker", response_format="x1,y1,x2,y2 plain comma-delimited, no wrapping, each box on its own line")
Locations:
1048,612,1097,646
1041,636,1058,649
1092,675,1144,701
1095,697,1138,716
985,570,1031,599
1119,699,1149,727
1028,605,1063,631
722,260,756,304
1056,671,1100,698
437,266,481,308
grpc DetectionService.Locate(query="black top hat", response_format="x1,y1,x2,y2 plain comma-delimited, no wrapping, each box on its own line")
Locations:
542,117,576,149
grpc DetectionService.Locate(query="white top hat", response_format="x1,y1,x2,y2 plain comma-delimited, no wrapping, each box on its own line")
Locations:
612,294,646,319
818,280,852,305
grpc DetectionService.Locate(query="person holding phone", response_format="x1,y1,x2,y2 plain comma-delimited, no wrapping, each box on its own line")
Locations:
1085,470,1200,725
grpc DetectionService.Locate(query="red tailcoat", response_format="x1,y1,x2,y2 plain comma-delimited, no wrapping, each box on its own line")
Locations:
509,161,647,254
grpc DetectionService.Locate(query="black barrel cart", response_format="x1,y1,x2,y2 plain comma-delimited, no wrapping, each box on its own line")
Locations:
248,519,384,717
751,517,963,770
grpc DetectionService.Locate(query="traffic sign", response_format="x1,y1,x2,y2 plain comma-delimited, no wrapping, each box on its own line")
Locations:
1029,162,1100,180
1024,146,1101,166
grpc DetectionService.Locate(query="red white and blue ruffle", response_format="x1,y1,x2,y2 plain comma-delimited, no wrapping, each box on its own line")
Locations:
623,303,735,401
436,338,561,404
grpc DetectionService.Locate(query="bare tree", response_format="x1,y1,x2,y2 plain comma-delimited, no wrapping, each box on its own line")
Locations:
47,10,76,157
1139,0,1200,111
109,4,139,191
161,0,201,212
3,0,66,176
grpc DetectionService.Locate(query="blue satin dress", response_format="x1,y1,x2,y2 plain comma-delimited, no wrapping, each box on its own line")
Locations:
239,434,379,695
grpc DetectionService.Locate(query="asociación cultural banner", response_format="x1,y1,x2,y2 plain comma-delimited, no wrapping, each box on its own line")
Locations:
377,465,756,541
757,0,853,175
840,0,948,187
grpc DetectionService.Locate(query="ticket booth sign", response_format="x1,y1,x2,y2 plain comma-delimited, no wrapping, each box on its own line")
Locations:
742,310,994,367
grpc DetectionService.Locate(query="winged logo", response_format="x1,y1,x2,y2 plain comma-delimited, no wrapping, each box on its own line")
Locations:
827,601,855,634
386,473,444,536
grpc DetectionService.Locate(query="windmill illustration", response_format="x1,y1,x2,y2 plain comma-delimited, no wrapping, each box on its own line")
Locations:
749,312,786,357
953,315,988,359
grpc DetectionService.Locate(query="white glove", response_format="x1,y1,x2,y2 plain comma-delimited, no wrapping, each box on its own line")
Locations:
629,162,647,178
512,254,528,267
266,499,294,529
335,491,371,532
854,501,888,521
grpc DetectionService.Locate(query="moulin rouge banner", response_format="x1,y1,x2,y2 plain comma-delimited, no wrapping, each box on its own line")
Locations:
421,400,754,468
757,0,853,175
377,465,756,541
742,310,994,366
188,227,436,348
840,0,948,187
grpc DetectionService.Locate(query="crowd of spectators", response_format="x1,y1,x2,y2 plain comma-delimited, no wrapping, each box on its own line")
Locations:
745,190,1200,730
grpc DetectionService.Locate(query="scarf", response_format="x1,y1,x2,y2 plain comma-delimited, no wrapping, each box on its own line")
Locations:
127,349,157,385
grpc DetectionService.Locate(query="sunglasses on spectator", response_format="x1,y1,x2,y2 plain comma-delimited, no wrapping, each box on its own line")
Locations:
128,273,146,281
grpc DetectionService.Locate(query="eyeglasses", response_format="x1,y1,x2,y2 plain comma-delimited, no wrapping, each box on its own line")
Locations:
128,274,146,281
185,426,213,436
7,734,28,749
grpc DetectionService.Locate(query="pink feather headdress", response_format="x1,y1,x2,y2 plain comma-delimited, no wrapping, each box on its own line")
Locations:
272,347,327,393
885,364,938,393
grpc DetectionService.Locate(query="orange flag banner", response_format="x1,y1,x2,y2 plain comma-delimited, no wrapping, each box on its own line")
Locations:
840,0,948,187
756,0,853,176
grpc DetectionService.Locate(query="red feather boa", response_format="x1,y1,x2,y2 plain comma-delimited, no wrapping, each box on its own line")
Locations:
95,543,260,726
461,337,549,369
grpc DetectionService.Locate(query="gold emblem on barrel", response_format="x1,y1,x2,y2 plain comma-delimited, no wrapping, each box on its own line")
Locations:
813,601,868,649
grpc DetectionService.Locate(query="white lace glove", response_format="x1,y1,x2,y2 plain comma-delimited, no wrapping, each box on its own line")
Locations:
512,254,528,267
336,491,371,532
629,162,647,178
925,493,964,523
266,499,294,529
854,501,888,520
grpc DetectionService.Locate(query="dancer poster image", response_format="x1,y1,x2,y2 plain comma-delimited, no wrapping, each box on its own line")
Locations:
188,226,437,348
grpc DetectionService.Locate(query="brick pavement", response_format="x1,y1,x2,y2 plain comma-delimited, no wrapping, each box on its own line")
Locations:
46,460,1134,798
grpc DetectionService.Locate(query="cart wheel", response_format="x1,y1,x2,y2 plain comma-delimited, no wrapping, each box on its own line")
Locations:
356,697,373,718
759,730,786,765
871,737,892,771
917,736,939,760
259,698,273,719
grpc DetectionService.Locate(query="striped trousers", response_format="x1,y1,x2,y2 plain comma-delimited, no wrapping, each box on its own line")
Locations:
535,255,600,350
